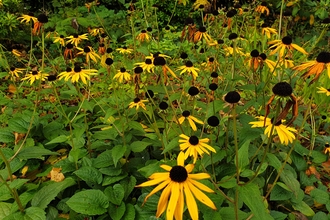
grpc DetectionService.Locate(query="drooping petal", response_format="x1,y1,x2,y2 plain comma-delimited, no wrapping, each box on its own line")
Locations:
145,178,171,204
183,182,199,220
185,164,194,173
292,43,308,55
187,117,197,131
188,178,214,193
156,180,173,217
187,180,217,210
166,182,180,220
174,183,184,220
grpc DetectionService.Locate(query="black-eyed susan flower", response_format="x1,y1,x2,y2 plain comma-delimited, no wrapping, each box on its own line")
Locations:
248,49,262,71
188,86,199,96
201,57,219,72
136,30,151,42
153,56,178,82
193,26,212,43
64,43,74,60
33,14,48,35
207,115,220,127
66,33,88,47
136,151,216,220
134,59,155,73
128,97,148,110
224,91,241,104
259,53,276,73
159,101,169,110
249,116,297,145
98,43,106,55
53,35,66,47
279,57,294,69
177,60,200,80
89,27,104,37
116,46,133,54
58,66,97,84
8,67,25,79
223,45,244,56
268,36,308,57
181,18,196,42
256,2,270,16
178,110,203,131
77,46,100,63
292,51,330,84
22,70,49,85
17,13,37,24
11,49,24,58
85,0,100,12
113,67,131,83
317,87,330,96
261,23,277,39
193,0,211,10
325,143,330,155
179,134,216,163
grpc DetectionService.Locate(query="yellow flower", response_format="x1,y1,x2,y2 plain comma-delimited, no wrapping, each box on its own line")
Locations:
261,25,277,39
53,35,66,47
12,49,23,57
325,143,330,154
259,53,276,73
9,67,25,79
256,3,270,16
76,46,100,63
193,0,211,10
128,98,148,110
116,46,133,54
249,116,297,145
17,14,37,24
279,57,294,69
177,110,204,131
179,134,216,164
136,151,216,220
134,59,155,73
136,30,151,42
193,27,212,43
66,33,89,47
89,27,104,36
292,51,330,84
223,45,244,56
58,66,97,84
317,87,330,96
113,67,131,83
22,70,49,85
177,61,200,80
268,36,308,57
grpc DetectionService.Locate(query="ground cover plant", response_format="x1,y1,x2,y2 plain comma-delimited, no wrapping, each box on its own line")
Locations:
0,0,330,219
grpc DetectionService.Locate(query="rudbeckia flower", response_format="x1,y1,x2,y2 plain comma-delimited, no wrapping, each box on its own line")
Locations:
177,61,200,80
136,151,216,220
9,67,25,79
279,57,294,69
22,70,49,85
76,46,100,63
128,98,148,110
292,51,330,84
261,24,277,39
116,46,133,54
249,116,297,145
193,26,212,43
192,0,211,11
53,35,66,47
66,33,89,47
136,30,151,42
17,13,37,24
259,53,276,73
33,14,48,35
325,143,330,155
255,2,270,16
179,134,216,163
317,87,330,96
178,110,203,131
58,66,97,84
113,67,131,83
135,59,155,73
64,43,74,60
89,27,104,36
268,36,308,57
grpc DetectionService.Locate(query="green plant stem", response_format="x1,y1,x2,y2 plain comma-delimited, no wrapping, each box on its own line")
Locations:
232,104,239,220
278,0,285,37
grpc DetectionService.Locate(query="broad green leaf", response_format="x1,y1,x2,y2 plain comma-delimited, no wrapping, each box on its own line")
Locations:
122,203,135,220
270,184,293,201
120,176,137,200
74,166,103,184
93,150,113,168
112,145,126,167
31,178,76,209
129,141,152,153
311,151,327,163
219,207,249,220
45,135,69,145
235,141,249,171
8,117,29,133
0,202,11,219
8,179,29,189
102,174,128,186
270,210,287,220
0,130,14,143
24,207,46,220
17,147,58,160
42,122,64,140
310,188,329,204
105,184,125,205
108,202,125,220
162,137,179,154
239,183,273,220
11,191,34,214
128,121,145,133
292,201,315,216
312,212,327,220
267,153,281,170
66,189,109,215
280,169,300,196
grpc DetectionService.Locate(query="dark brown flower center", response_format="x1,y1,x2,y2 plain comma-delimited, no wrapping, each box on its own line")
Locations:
185,61,193,67
207,116,220,127
182,110,190,117
272,82,293,97
105,58,113,65
145,59,152,64
270,117,282,126
84,47,91,53
250,50,259,57
211,72,218,78
209,83,218,91
66,67,72,72
281,36,292,45
228,33,238,40
170,166,187,182
74,66,82,72
316,52,330,63
199,26,207,33
188,86,199,96
159,101,168,110
120,67,126,72
10,67,15,71
32,71,38,75
224,91,241,103
133,98,140,103
189,136,199,145
73,34,79,38
134,67,143,74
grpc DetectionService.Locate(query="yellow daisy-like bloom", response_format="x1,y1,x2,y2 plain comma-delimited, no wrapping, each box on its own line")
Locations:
116,46,133,54
9,67,25,79
135,59,155,73
53,35,66,47
268,36,308,57
261,25,277,39
22,70,49,85
58,66,97,84
12,49,23,57
256,2,270,16
89,27,104,36
223,45,244,56
259,53,276,73
177,61,200,80
128,98,148,110
76,46,100,63
136,151,216,220
325,143,330,155
279,57,294,69
17,14,37,24
249,116,297,145
317,87,330,96
193,0,211,10
136,30,152,42
179,134,216,164
193,27,212,43
66,33,89,47
292,51,330,84
177,110,203,131
113,67,131,83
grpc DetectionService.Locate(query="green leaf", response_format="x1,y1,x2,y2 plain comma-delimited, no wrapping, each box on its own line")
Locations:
93,150,113,168
102,174,128,186
0,202,11,219
120,176,137,200
239,183,273,220
108,202,125,220
236,141,249,171
112,145,126,167
219,207,249,220
312,212,327,220
42,122,64,140
105,184,125,205
31,178,76,209
270,183,293,201
45,135,69,145
129,141,151,153
66,189,109,215
24,207,46,220
17,147,58,160
311,151,327,163
162,137,179,154
270,210,287,220
0,130,14,143
292,201,315,216
310,188,329,204
122,203,135,220
267,153,282,170
8,179,29,189
8,117,29,133
74,166,103,184
280,169,300,196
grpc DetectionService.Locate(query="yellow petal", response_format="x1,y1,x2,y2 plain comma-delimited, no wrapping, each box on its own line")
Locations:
177,151,185,166
188,178,214,193
166,182,180,220
156,180,172,217
187,180,217,210
183,182,199,220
